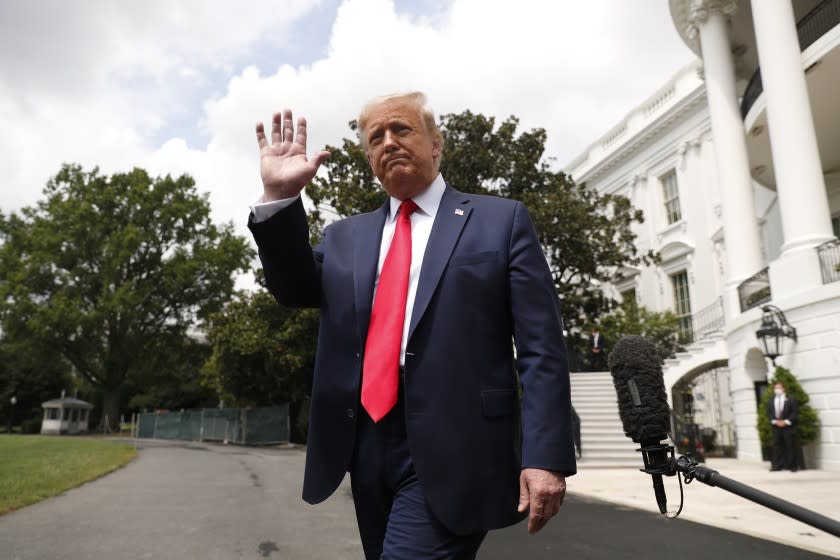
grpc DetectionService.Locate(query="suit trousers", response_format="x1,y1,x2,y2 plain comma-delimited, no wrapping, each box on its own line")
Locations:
771,425,798,471
348,380,487,560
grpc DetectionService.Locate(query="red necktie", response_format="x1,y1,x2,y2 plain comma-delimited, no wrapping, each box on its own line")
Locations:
362,199,417,422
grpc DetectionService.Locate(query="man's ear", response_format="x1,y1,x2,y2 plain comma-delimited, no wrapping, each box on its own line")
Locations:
432,136,442,159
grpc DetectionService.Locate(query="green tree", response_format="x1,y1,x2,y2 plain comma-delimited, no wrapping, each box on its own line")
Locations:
757,366,820,451
594,299,683,362
202,288,319,442
308,112,657,336
0,335,72,433
0,165,253,430
126,334,217,412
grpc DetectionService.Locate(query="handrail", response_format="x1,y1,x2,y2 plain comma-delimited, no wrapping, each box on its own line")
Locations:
737,267,771,312
691,297,724,341
817,238,840,284
740,0,840,119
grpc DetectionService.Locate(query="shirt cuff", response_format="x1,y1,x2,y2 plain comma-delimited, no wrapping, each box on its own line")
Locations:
250,194,300,223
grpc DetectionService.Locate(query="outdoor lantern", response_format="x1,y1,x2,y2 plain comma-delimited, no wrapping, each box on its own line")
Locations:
755,305,797,366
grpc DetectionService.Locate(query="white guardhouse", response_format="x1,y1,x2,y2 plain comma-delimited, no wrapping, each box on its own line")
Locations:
40,396,93,435
566,0,840,470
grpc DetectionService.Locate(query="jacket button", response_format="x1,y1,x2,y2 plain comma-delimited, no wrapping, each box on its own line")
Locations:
346,408,355,419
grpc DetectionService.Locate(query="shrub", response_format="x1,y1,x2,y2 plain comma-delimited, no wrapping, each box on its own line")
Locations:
757,366,819,449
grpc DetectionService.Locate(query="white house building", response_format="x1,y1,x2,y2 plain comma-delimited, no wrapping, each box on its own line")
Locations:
566,0,840,470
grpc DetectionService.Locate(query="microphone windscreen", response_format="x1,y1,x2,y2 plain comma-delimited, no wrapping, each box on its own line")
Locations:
608,336,671,443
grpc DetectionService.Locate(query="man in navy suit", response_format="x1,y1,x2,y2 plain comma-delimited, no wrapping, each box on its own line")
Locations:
767,382,799,472
588,327,607,371
248,92,576,559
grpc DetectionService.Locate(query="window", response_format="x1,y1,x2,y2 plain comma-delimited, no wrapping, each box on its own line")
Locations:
80,410,88,422
661,170,682,224
671,270,693,343
71,409,79,422
832,215,840,238
47,408,59,420
63,408,70,421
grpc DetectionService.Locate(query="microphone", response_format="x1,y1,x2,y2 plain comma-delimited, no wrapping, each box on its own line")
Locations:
607,336,673,513
605,337,840,536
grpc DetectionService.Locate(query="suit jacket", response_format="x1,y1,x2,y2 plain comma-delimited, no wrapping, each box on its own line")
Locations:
248,185,576,534
767,394,798,426
589,333,606,352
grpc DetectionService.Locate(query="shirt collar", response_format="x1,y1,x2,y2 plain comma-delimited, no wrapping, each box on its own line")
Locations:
388,173,446,222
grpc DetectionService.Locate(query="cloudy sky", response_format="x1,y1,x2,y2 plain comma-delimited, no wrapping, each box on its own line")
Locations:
0,0,694,275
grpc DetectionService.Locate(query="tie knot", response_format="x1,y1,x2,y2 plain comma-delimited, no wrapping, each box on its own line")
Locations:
399,199,418,217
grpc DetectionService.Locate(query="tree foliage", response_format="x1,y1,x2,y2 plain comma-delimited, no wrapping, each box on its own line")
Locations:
594,300,683,362
308,112,657,335
757,366,820,449
202,288,319,441
126,334,217,412
0,165,253,429
0,336,72,432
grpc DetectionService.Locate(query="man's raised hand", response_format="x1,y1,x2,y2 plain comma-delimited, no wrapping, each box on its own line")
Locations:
256,109,331,201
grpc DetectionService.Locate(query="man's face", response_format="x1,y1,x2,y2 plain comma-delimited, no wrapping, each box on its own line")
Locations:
774,383,784,394
364,99,441,200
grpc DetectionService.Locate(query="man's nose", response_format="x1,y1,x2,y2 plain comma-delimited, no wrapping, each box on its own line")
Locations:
383,130,398,149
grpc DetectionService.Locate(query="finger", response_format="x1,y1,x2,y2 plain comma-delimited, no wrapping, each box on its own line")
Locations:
545,495,561,519
528,493,545,534
310,150,331,171
517,474,529,514
283,109,294,143
528,505,546,535
295,117,308,148
271,112,282,144
256,122,268,150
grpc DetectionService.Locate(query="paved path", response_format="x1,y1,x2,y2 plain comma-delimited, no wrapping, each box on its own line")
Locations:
1,440,837,559
1,440,361,560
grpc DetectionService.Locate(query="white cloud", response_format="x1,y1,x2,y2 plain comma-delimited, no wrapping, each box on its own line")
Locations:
1,0,695,278
0,0,321,211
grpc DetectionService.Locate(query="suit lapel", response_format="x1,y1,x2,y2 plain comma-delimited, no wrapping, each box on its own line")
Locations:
354,203,389,341
408,186,472,341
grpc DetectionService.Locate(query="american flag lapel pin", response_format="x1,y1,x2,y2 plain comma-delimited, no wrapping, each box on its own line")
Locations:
454,208,464,216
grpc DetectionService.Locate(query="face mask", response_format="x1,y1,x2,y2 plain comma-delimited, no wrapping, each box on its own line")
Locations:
774,389,783,396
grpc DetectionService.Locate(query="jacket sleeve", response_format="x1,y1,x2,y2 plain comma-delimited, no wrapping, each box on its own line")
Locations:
248,196,323,308
787,397,799,425
508,201,577,476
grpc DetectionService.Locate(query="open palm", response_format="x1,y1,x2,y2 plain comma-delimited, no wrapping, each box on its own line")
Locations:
256,109,331,200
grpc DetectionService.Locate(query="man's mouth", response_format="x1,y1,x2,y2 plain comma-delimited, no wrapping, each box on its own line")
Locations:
385,156,409,168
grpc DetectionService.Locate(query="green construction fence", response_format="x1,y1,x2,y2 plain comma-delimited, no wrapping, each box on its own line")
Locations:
135,404,289,445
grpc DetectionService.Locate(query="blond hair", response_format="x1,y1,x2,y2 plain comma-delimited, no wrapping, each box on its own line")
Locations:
357,91,442,152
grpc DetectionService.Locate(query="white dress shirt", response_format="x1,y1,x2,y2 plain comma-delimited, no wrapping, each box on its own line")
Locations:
251,173,447,365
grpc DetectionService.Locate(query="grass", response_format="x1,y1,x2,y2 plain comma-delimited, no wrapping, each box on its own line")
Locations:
0,435,137,515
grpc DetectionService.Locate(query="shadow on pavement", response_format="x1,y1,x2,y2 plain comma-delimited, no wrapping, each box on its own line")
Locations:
482,494,834,560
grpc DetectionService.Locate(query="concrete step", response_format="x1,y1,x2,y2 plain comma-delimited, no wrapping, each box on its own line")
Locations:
569,376,613,383
581,434,631,444
570,373,639,468
576,411,623,421
569,392,616,400
574,449,639,461
574,458,642,469
579,442,638,452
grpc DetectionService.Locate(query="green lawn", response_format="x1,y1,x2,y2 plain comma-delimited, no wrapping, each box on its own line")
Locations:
0,435,137,515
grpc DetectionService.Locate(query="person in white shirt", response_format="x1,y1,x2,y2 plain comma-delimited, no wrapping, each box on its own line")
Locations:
767,382,799,472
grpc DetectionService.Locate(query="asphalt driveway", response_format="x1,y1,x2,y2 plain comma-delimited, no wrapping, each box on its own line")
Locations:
0,439,833,559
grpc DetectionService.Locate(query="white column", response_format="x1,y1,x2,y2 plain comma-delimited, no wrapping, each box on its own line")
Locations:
751,0,833,298
689,2,764,318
